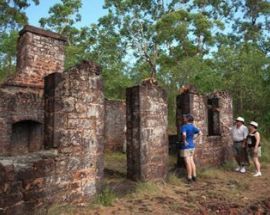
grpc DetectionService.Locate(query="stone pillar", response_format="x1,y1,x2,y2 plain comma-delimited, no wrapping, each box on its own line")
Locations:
126,81,168,181
44,60,104,199
7,25,66,88
213,92,234,161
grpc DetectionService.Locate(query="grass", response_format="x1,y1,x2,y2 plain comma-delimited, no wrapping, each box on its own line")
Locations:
168,202,182,212
46,150,270,214
198,167,225,180
221,160,235,171
135,181,160,195
167,172,185,186
104,151,127,175
105,151,126,161
47,187,117,214
48,204,77,215
227,179,250,191
93,187,117,207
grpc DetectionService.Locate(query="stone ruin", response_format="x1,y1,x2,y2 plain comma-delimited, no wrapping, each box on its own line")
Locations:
176,86,233,166
0,26,105,214
126,80,168,181
0,25,233,214
0,25,66,156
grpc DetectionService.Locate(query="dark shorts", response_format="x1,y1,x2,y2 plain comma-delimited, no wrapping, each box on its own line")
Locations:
233,142,244,156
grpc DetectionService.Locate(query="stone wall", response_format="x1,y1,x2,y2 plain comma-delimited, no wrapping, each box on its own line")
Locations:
0,88,44,155
0,150,58,214
104,99,126,151
176,88,233,167
126,81,168,181
5,25,66,88
0,61,105,214
44,60,104,197
0,25,66,156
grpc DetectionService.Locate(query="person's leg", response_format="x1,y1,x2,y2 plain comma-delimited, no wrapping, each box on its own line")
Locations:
251,147,261,176
190,156,196,179
234,144,241,170
235,156,241,171
185,156,192,179
239,147,246,173
243,147,250,166
235,155,241,165
253,157,261,172
252,154,261,177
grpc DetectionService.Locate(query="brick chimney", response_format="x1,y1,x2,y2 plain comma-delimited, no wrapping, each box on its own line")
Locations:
7,25,67,88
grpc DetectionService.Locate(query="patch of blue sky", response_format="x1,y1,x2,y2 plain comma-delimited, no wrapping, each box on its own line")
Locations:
24,0,107,27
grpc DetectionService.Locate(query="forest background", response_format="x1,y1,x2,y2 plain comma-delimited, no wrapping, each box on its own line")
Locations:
1,0,270,134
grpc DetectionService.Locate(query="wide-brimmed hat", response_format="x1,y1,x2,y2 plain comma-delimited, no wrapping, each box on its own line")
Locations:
236,116,245,123
249,121,258,128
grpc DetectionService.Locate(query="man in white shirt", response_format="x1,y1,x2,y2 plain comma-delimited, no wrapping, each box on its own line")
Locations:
232,117,249,173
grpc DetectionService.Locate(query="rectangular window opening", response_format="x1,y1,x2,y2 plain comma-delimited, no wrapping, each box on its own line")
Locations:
208,97,221,136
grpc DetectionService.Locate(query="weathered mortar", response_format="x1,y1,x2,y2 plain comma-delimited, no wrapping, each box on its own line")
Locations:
0,150,58,214
5,25,66,88
126,81,168,181
0,25,66,156
176,87,233,167
0,60,105,214
0,88,44,155
104,99,126,151
44,60,104,196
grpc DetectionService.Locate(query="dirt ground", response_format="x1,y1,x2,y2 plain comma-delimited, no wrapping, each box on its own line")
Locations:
49,153,270,215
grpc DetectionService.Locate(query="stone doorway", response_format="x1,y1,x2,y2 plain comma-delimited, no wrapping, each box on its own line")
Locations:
175,92,192,168
10,120,43,155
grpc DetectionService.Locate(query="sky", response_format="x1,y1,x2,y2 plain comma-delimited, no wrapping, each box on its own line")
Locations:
25,0,107,27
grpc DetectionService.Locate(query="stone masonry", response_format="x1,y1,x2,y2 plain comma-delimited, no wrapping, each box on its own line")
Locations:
176,86,233,166
0,61,104,214
44,60,104,200
6,25,66,88
0,25,104,214
0,24,235,214
104,99,126,151
0,25,66,156
0,88,44,155
126,81,168,181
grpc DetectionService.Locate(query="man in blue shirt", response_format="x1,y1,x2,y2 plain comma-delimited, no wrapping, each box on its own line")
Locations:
180,114,201,182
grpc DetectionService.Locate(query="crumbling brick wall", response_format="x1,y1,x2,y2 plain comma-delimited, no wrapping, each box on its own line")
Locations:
104,99,126,151
0,89,44,155
0,150,58,214
6,25,66,88
126,81,168,181
176,87,233,166
0,25,66,156
0,60,105,214
44,60,104,199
